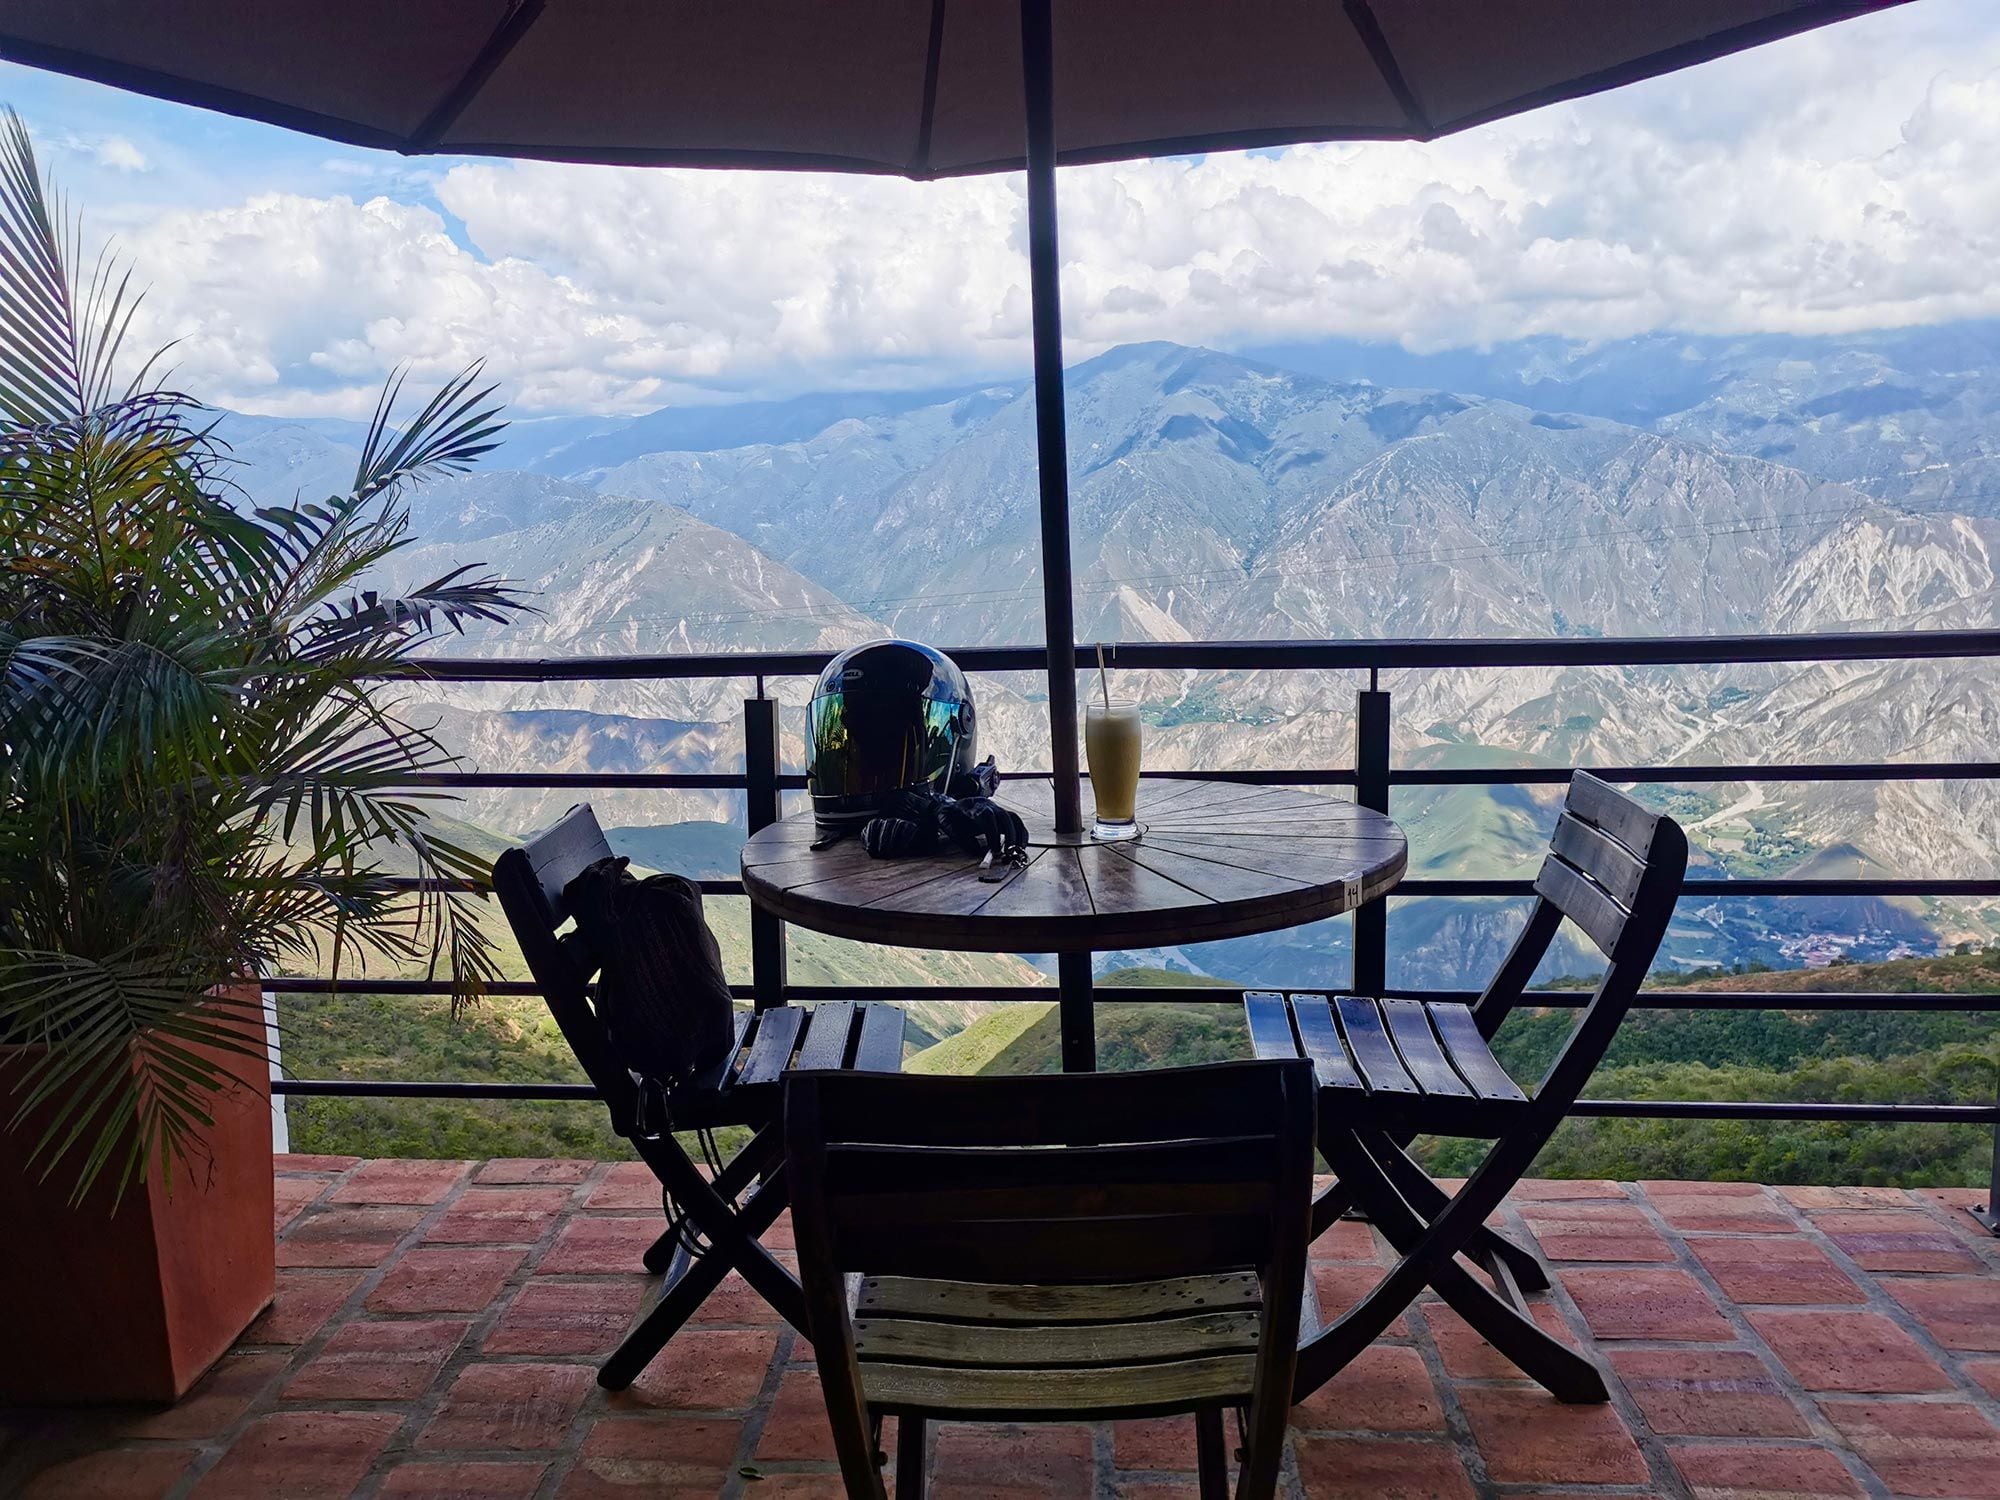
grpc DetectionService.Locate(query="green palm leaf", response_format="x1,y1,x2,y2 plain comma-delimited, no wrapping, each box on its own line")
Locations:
0,111,534,1199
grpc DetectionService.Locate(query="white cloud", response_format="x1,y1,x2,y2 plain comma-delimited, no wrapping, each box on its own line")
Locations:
92,135,147,173
73,0,2000,415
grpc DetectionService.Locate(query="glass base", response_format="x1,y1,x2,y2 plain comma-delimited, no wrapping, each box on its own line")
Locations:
1090,818,1141,843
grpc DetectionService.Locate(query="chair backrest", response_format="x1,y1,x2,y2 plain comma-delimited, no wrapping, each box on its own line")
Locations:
490,804,636,1123
1471,772,1688,1107
784,1059,1314,1494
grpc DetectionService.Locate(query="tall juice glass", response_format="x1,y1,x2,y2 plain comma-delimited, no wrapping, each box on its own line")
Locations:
1086,699,1143,842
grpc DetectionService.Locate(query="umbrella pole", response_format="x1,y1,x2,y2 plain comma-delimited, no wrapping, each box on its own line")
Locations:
1020,0,1083,841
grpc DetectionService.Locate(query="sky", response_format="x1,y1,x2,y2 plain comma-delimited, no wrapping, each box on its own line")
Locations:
4,0,1996,419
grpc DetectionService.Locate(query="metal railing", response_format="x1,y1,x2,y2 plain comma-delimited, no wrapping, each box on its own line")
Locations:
270,627,2000,1137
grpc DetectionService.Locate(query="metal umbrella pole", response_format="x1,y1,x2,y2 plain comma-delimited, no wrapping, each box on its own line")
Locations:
1020,0,1082,843
1019,0,1096,1070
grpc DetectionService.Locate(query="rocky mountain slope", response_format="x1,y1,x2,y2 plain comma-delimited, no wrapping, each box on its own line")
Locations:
224,328,2000,988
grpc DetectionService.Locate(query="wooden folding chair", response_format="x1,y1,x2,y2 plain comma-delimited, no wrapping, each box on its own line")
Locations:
1244,772,1688,1403
492,803,905,1390
785,1061,1316,1500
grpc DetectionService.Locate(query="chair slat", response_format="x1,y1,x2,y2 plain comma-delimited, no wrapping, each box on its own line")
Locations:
1549,813,1645,908
861,1351,1258,1415
830,1212,1276,1285
853,1309,1260,1368
734,1005,807,1088
1426,1004,1527,1103
793,1001,858,1072
1288,995,1363,1090
673,1009,753,1104
521,804,614,925
1333,997,1419,1094
828,1182,1276,1239
1243,992,1302,1061
1534,855,1628,959
858,1272,1262,1324
797,1062,1304,1146
1379,1000,1474,1098
823,1137,1283,1196
850,1002,905,1073
1565,771,1659,859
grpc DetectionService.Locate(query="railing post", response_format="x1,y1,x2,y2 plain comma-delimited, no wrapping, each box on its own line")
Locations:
744,694,787,1011
1972,1070,2000,1237
1354,673,1391,996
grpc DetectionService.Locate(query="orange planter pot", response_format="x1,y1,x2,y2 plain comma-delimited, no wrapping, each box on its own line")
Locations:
0,981,276,1404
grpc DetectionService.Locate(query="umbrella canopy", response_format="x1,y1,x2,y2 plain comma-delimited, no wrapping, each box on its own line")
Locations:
0,1,1908,175
0,0,1914,843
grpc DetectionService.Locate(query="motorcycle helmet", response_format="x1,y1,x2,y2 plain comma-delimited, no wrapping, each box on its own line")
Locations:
807,640,976,834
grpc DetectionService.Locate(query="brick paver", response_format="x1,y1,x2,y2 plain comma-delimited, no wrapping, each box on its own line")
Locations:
485,1279,647,1356
6,1163,2000,1500
1688,1235,1866,1305
282,1319,469,1402
419,1363,596,1451
1605,1349,1809,1438
1886,1274,2000,1351
189,1410,400,1498
1560,1267,1734,1341
1669,1443,1864,1498
1821,1399,2000,1498
1748,1308,1955,1392
1516,1201,1675,1261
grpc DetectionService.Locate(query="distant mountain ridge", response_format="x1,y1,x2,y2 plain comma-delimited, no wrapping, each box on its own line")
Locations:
217,325,2000,983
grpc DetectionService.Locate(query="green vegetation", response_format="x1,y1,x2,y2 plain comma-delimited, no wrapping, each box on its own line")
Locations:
278,921,2000,1188
1415,950,2000,1186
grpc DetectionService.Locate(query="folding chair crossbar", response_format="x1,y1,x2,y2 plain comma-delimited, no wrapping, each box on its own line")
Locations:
493,803,905,1391
1245,773,1688,1403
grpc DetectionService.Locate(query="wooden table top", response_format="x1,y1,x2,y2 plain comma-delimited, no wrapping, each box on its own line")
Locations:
739,778,1407,954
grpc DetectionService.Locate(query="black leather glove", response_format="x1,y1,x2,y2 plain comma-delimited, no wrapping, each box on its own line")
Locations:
860,815,922,857
940,796,1029,860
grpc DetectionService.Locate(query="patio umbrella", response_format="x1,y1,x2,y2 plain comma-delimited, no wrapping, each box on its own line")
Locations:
0,0,1913,835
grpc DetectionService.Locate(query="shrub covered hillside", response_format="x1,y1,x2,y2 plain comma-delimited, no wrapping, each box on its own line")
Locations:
1422,950,2000,1186
283,952,2000,1187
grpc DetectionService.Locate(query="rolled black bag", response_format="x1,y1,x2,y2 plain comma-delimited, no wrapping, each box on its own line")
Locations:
562,855,736,1095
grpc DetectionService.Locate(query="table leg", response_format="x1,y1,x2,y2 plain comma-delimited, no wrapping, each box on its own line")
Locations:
1058,950,1095,1072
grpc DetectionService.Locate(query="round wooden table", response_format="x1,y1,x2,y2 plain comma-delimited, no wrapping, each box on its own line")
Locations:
741,778,1407,1068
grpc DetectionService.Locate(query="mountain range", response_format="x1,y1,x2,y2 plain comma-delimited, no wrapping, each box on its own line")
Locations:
221,321,2000,988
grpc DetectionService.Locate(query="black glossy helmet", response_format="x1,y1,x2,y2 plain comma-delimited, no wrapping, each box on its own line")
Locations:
807,640,976,833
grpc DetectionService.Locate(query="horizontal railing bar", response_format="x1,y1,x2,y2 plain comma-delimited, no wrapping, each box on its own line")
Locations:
1394,762,2000,786
401,628,2000,682
1382,987,2000,1012
1569,1099,2000,1123
265,1076,2000,1120
1400,878,2000,897
261,978,2000,1014
383,877,745,896
277,1079,600,1099
396,772,750,789
360,762,1993,792
380,873,2000,899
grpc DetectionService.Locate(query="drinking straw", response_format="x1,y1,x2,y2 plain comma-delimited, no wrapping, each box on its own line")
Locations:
1096,642,1112,710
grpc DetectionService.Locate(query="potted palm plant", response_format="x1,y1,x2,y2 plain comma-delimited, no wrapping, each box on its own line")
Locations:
0,112,532,1401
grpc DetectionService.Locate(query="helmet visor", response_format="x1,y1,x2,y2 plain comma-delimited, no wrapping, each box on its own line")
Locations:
808,689,963,803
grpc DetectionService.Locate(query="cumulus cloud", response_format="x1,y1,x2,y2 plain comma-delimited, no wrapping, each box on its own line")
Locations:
74,0,2000,414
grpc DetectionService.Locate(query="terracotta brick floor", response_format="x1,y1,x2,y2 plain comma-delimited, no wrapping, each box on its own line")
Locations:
7,1161,2000,1497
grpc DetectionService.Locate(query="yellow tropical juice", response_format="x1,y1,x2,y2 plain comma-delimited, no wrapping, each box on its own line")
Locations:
1086,700,1142,834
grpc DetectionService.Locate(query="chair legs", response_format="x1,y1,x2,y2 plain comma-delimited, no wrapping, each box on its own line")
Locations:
1364,1129,1552,1293
1194,1407,1230,1500
599,1125,802,1391
1296,1119,1608,1404
896,1413,927,1499
1309,1132,1550,1292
